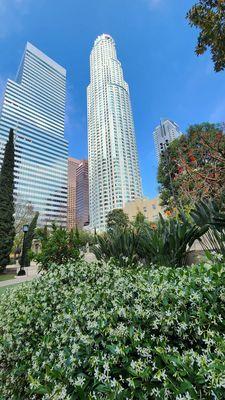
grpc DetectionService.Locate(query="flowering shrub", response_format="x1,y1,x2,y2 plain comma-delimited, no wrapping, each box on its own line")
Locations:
0,259,225,399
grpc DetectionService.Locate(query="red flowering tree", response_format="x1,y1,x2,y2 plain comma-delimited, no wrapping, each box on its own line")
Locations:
158,123,225,210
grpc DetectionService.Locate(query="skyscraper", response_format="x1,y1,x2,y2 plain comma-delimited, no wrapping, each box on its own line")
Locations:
153,119,182,162
67,158,89,230
76,160,89,229
0,42,68,226
87,34,142,231
67,157,81,230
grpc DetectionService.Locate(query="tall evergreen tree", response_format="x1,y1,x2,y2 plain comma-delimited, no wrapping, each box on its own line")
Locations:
0,128,15,271
20,212,39,269
106,209,129,233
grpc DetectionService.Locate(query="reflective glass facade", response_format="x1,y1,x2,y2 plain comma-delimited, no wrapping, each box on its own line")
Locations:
67,157,80,230
153,119,182,162
76,160,89,229
0,42,68,226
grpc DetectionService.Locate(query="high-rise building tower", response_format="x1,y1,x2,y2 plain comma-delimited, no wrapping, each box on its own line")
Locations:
153,119,182,162
67,158,89,230
76,160,89,229
0,42,68,226
87,34,142,231
67,157,81,230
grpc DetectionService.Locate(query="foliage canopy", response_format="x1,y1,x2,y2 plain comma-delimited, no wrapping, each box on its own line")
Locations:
187,0,225,72
158,123,225,210
0,129,15,271
33,225,81,270
106,209,130,232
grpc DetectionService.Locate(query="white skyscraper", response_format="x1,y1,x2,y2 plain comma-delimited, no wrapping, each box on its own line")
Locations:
153,119,182,162
87,34,142,231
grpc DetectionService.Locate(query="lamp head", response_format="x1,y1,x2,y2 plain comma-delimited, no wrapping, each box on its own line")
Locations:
23,224,29,233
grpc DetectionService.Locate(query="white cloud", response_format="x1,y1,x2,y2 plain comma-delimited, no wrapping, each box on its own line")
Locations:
144,0,163,9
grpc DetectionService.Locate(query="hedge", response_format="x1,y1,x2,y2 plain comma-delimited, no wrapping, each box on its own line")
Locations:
0,259,225,399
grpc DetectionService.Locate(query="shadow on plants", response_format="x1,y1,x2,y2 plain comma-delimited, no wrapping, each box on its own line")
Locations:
191,196,225,260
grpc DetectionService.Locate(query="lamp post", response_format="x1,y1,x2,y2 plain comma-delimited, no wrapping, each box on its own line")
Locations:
17,224,29,276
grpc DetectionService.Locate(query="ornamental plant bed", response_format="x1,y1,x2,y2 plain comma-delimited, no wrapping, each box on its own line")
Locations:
0,259,224,399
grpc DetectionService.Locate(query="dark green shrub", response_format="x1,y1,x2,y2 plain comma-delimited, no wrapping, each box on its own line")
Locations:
93,215,206,268
138,214,207,267
0,128,15,271
33,225,81,270
191,196,225,260
106,209,130,232
20,212,39,268
93,227,141,267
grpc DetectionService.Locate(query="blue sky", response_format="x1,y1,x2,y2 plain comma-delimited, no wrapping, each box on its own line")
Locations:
0,0,224,198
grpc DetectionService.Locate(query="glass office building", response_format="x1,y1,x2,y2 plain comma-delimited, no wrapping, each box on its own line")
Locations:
76,160,89,229
87,34,142,231
153,119,182,162
0,42,68,226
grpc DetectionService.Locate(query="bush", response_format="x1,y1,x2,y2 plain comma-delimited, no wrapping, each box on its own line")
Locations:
93,214,206,268
33,225,81,270
191,196,225,261
138,214,207,267
93,227,141,267
0,259,225,399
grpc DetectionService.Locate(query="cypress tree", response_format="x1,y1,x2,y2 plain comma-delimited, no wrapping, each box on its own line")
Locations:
20,212,39,269
0,128,15,272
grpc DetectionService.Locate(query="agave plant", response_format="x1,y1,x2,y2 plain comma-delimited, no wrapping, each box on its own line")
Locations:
138,214,207,267
191,197,225,259
92,227,141,267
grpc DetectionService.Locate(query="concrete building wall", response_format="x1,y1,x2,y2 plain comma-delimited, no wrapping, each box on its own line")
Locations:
124,196,163,223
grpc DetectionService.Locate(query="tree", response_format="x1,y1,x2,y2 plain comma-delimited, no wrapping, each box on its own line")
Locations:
106,209,129,232
35,225,48,246
20,212,39,269
14,199,34,235
0,129,15,271
187,0,225,72
133,211,146,227
158,123,225,210
12,200,35,259
33,225,81,270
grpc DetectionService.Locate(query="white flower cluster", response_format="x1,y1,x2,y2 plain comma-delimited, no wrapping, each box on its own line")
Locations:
0,259,224,399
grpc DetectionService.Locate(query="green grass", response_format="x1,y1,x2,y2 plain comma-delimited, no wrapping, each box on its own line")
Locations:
0,273,16,282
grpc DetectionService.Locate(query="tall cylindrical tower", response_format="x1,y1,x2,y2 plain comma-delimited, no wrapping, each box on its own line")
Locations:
87,34,142,231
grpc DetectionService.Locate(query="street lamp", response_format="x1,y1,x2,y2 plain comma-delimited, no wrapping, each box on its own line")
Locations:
17,224,29,276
